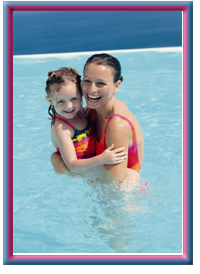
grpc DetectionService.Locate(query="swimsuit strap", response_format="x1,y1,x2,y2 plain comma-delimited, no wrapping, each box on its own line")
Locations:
55,111,87,131
105,114,134,133
90,110,134,136
55,116,74,129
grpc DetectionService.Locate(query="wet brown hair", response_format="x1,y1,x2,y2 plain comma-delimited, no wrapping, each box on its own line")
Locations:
83,53,123,83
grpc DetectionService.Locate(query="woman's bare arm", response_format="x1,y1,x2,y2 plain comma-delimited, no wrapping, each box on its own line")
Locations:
104,117,132,180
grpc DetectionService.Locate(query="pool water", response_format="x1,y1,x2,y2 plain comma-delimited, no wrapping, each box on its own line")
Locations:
13,48,182,254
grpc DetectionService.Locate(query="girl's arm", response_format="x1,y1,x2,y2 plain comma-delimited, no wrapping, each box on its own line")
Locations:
55,125,127,174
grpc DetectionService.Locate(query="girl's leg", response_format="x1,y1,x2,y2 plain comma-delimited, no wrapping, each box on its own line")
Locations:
50,152,85,179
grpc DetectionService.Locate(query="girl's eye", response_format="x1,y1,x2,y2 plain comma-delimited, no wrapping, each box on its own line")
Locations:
71,97,78,101
57,100,65,104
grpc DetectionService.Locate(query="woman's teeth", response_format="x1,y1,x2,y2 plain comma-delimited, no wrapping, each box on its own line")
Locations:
88,95,101,102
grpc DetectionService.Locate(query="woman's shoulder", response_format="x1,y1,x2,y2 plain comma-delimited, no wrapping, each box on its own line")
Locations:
106,114,132,133
105,115,132,148
114,99,138,123
112,99,142,134
106,104,132,135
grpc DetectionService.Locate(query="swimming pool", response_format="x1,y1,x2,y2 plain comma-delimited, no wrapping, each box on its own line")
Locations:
13,48,182,254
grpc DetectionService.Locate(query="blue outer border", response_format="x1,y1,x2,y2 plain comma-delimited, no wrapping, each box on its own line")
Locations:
187,1,193,265
3,0,9,266
3,1,193,265
2,1,194,6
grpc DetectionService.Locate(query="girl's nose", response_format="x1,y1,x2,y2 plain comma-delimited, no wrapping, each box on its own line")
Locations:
66,101,73,109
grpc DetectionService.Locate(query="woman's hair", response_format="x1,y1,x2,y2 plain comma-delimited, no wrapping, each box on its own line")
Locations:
45,67,82,120
83,53,123,83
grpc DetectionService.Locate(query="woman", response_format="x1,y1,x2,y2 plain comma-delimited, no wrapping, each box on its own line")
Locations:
51,53,143,184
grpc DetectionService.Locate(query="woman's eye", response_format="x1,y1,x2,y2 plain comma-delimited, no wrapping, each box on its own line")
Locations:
97,82,106,86
83,79,90,83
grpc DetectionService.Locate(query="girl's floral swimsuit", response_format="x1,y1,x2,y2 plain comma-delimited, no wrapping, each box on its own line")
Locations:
55,111,96,159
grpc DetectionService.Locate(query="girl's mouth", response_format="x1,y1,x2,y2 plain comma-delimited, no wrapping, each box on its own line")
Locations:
87,94,102,103
64,109,75,114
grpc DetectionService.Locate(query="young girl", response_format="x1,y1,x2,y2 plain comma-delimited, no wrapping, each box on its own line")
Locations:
45,67,127,174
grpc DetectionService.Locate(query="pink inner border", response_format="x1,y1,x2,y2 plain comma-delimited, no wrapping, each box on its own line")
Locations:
7,5,188,261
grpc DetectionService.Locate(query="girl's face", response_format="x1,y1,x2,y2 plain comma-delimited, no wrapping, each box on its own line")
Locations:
47,82,82,119
81,63,121,109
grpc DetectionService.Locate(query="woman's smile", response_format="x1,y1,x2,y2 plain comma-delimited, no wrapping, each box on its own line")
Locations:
87,94,102,103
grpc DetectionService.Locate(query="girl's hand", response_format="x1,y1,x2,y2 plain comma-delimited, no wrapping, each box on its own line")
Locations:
100,144,127,165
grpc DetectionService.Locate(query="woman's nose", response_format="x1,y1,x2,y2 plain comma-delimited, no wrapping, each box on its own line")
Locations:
89,82,97,92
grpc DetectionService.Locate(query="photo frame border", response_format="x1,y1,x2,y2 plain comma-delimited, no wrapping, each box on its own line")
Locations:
3,1,193,265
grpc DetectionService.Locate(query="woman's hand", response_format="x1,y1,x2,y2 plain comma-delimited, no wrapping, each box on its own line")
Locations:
100,144,127,165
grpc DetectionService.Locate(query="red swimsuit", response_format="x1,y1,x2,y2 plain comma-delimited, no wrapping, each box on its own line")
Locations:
90,110,141,172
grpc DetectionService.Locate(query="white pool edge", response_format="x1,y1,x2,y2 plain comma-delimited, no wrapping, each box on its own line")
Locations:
13,46,182,59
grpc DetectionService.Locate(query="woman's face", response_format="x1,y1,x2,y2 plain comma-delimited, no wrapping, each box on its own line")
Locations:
81,63,120,109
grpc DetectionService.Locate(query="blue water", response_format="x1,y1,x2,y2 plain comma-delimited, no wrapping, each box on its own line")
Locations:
13,10,182,55
13,48,182,253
